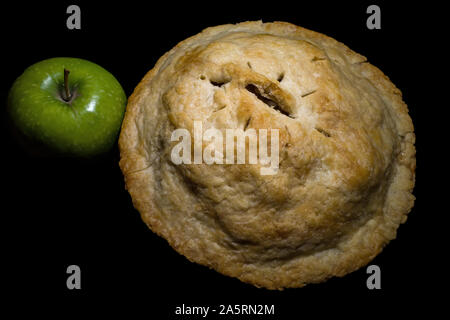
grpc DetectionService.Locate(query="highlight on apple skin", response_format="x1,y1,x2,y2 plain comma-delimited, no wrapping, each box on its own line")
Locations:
7,57,127,157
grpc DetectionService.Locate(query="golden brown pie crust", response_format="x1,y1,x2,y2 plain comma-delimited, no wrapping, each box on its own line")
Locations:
119,21,416,289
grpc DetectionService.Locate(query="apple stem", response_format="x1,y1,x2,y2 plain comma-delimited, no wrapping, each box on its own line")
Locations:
63,68,71,102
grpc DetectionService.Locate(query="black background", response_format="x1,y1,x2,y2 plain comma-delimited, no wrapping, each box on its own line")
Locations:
1,1,442,318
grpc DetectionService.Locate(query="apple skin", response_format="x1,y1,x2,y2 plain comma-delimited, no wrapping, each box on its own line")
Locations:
7,57,127,157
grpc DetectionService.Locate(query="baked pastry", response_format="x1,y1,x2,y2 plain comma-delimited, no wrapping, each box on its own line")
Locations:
119,21,415,289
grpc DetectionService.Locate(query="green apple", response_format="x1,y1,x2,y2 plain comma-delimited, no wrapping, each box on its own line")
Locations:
7,57,127,157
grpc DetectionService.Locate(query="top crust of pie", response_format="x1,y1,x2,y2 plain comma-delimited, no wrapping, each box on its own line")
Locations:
119,21,416,289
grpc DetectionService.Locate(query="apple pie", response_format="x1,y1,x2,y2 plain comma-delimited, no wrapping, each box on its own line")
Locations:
119,21,416,289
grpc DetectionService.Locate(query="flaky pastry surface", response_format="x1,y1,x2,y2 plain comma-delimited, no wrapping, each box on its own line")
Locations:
119,21,415,289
